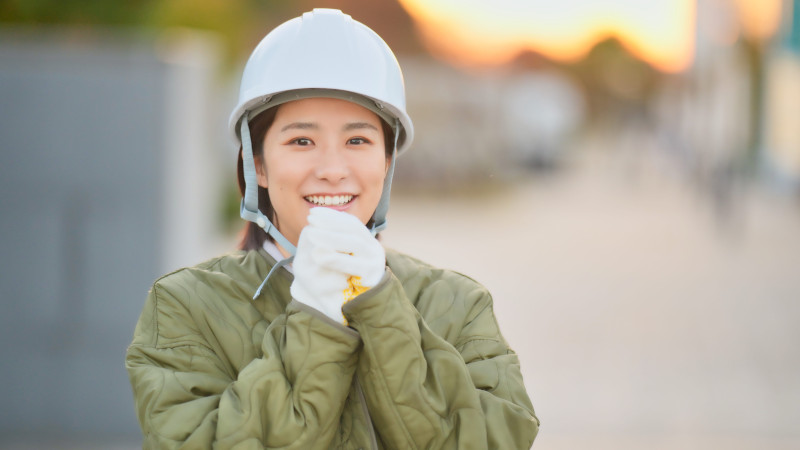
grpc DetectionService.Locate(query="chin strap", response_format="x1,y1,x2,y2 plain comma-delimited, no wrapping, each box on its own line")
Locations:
253,255,294,299
370,118,400,235
240,110,297,254
240,111,297,298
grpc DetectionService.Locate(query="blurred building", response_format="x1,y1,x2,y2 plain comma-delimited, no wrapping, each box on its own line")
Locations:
394,57,586,188
763,0,800,188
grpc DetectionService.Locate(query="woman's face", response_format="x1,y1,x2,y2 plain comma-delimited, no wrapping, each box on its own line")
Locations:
255,97,389,248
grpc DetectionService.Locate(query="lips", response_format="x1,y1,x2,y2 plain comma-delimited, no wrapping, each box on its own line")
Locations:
304,194,355,206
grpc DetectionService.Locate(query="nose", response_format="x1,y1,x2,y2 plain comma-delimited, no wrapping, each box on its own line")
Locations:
314,144,349,183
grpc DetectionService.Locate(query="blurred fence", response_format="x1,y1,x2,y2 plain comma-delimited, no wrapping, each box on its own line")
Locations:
0,27,225,444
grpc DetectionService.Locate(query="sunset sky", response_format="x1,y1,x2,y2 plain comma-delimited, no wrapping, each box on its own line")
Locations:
397,0,784,72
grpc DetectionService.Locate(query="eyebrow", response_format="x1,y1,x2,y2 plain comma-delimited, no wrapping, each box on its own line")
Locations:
343,122,379,132
280,122,317,132
280,121,379,132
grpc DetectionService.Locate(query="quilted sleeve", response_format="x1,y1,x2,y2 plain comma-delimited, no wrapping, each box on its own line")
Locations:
125,280,361,450
342,269,539,449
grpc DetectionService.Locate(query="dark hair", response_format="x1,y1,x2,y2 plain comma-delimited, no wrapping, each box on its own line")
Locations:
236,105,395,250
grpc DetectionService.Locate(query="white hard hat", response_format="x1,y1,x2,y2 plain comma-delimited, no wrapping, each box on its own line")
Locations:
233,9,412,280
229,8,414,153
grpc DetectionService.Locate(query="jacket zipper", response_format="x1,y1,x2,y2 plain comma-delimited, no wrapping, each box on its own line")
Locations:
355,375,378,450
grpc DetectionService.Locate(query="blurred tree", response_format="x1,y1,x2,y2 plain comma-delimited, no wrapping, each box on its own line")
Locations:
0,0,297,67
0,0,157,26
567,37,660,129
0,0,426,69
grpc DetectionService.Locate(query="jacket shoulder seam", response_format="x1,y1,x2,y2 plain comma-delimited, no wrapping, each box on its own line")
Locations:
149,281,216,352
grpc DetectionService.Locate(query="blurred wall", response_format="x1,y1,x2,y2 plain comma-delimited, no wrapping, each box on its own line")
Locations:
0,27,223,441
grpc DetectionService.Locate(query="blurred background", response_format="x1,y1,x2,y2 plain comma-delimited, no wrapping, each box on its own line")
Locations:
1,0,799,448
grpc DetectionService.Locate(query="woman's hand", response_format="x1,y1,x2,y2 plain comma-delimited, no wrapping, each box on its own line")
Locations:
290,207,386,323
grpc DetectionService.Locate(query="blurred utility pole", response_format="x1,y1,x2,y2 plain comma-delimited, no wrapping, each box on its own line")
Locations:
742,36,765,175
790,0,800,53
738,0,793,178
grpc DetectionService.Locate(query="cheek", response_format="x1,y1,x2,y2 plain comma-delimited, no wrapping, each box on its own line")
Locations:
263,155,309,202
360,159,383,182
263,154,287,187
363,157,389,195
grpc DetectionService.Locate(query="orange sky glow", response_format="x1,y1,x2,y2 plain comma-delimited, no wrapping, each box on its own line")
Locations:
398,0,783,73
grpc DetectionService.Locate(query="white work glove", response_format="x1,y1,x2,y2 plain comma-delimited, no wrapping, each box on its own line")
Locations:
290,207,386,324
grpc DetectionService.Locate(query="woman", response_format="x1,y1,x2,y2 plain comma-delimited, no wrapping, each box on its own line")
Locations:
126,8,539,449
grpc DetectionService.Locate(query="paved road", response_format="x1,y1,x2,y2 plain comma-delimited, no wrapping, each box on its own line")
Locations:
384,149,800,449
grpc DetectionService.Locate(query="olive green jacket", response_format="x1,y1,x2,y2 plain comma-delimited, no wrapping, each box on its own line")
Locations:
126,248,539,449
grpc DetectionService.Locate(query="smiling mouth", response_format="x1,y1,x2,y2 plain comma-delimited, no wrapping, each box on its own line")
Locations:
304,195,355,206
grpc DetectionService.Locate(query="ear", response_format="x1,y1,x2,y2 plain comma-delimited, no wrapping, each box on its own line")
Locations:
385,155,392,175
254,156,269,188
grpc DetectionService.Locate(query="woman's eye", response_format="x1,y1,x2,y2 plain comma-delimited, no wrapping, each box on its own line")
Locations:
290,138,312,146
348,137,370,145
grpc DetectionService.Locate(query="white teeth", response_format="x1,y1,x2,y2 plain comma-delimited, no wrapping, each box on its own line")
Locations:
305,195,353,206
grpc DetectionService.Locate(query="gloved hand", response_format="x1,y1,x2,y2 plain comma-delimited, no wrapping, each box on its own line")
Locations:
290,207,386,324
